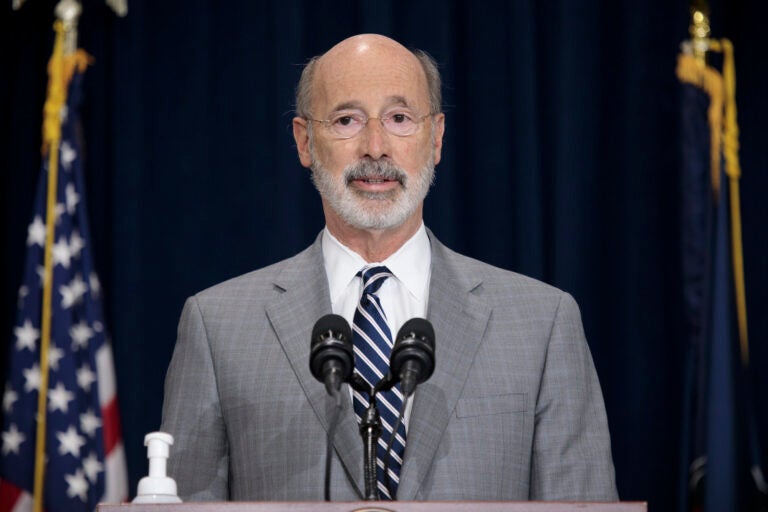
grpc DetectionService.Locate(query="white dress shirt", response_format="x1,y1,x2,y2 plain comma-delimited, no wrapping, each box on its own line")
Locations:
322,223,432,429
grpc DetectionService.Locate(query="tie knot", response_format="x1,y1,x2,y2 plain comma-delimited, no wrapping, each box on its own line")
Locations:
359,265,392,296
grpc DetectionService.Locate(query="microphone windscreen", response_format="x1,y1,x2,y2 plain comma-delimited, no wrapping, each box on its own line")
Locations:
396,318,435,347
392,318,436,387
312,314,352,345
310,314,354,385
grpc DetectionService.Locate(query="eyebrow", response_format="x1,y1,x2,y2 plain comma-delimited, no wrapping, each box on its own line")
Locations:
329,95,414,114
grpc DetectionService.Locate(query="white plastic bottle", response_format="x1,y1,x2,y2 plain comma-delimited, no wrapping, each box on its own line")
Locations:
132,432,183,504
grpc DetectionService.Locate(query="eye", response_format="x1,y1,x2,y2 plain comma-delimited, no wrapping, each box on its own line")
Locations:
335,116,355,127
389,113,412,124
330,112,364,127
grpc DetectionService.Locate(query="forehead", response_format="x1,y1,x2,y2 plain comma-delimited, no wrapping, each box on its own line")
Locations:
311,43,429,114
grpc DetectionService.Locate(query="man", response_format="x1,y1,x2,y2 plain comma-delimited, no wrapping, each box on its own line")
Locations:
161,34,618,502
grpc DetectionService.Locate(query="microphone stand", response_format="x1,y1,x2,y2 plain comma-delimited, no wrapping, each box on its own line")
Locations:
359,398,382,500
349,374,382,501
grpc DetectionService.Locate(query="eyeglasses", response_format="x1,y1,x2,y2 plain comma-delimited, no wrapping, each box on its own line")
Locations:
307,110,434,139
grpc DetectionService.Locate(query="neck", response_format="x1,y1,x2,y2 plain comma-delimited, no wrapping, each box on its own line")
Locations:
324,209,423,263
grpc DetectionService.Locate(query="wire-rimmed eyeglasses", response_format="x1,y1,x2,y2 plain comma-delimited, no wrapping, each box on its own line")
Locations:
306,110,435,139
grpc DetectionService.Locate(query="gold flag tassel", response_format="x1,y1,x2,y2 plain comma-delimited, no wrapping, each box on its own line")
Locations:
708,38,750,365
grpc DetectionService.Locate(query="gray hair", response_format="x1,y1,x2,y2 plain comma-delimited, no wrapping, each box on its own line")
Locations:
294,48,442,118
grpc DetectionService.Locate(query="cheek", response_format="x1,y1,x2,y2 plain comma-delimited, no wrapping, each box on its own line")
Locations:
314,140,355,170
399,139,434,170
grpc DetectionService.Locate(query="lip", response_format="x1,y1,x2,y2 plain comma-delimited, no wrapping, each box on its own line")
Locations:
349,177,401,192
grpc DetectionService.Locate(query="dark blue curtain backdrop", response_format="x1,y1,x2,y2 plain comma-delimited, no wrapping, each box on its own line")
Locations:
1,1,766,510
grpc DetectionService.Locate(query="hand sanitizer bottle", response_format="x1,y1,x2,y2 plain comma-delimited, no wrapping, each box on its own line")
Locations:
132,432,183,503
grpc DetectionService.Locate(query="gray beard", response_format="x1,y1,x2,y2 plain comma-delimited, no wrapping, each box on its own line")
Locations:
310,155,435,231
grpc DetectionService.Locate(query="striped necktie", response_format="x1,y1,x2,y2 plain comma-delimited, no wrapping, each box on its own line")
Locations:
352,265,406,499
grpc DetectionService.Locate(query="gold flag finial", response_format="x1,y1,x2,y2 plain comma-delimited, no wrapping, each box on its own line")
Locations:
689,2,711,65
54,0,82,55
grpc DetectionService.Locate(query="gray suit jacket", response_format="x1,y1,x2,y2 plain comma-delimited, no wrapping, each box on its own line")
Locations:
161,230,618,501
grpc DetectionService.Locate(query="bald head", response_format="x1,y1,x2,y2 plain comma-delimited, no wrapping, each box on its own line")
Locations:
295,34,442,119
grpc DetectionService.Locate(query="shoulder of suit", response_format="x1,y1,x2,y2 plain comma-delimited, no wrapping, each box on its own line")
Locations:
432,236,569,301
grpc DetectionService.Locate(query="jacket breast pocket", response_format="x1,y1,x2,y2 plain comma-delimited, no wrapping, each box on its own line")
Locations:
455,392,528,418
439,392,530,499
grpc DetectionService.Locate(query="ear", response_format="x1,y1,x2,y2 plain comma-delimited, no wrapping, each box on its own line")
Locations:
292,117,312,168
431,113,446,165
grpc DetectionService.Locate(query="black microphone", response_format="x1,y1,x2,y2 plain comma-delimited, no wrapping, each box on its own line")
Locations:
310,314,354,396
309,314,359,502
379,318,436,500
390,318,436,396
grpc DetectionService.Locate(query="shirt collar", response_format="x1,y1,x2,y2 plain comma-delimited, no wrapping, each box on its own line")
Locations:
322,223,431,303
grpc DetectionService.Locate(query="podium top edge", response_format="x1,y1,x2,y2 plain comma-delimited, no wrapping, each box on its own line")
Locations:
98,501,647,512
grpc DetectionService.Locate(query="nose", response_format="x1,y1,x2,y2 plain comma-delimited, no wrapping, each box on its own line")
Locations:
358,117,390,160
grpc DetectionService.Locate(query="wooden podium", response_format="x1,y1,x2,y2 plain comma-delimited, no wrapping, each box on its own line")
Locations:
98,502,646,512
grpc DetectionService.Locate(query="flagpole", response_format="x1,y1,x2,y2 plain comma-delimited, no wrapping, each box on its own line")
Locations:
32,3,81,510
33,19,65,512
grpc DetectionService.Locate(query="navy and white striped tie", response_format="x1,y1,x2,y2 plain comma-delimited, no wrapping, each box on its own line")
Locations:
352,265,406,499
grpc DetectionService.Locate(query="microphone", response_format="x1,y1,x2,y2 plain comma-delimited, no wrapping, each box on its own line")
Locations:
391,318,436,396
310,314,354,396
309,314,359,502
380,318,436,500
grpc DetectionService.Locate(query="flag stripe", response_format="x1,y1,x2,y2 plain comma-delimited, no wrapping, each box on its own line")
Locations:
103,443,128,503
96,345,116,408
0,481,23,512
101,398,121,455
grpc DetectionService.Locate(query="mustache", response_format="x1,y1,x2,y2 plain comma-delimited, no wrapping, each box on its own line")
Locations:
344,159,407,186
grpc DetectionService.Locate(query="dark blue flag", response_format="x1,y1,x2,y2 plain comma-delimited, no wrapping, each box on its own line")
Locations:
677,45,767,512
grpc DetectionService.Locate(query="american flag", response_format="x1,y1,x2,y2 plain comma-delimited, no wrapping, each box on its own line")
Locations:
0,63,128,510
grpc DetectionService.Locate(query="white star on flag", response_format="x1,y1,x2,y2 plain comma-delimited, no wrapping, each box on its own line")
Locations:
89,273,101,298
82,452,104,482
65,469,89,502
54,202,66,225
52,236,72,268
79,409,102,437
17,285,29,308
70,320,94,349
35,265,47,286
23,364,42,392
60,273,87,309
48,382,75,413
2,424,26,455
69,229,85,258
60,140,77,171
57,426,86,458
3,389,18,413
76,364,96,391
14,319,39,352
27,215,46,247
48,343,65,371
65,183,80,214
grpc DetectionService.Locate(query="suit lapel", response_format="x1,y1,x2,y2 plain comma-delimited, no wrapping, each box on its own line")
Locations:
265,236,364,498
397,232,491,500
